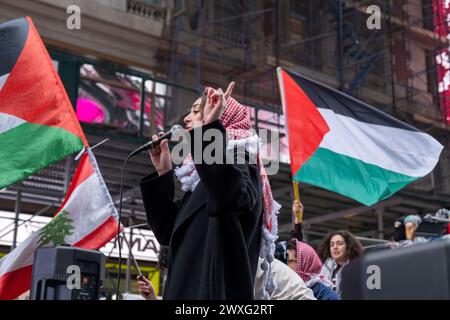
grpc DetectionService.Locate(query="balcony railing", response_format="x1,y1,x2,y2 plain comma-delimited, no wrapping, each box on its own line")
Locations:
127,0,167,20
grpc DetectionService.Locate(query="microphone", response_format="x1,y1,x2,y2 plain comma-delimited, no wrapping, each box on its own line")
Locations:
129,125,184,157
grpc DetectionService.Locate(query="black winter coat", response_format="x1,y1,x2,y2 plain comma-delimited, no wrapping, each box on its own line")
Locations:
140,120,263,299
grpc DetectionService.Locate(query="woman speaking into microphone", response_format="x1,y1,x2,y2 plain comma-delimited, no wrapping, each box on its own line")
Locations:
139,83,279,300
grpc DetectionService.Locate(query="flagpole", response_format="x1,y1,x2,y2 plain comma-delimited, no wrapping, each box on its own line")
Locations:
122,233,142,277
292,181,302,223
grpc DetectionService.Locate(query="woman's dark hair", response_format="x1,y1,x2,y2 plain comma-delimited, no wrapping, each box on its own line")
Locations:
199,89,208,112
286,239,297,251
178,91,208,125
317,230,363,262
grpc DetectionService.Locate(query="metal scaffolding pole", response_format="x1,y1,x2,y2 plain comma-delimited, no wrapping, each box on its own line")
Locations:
125,212,134,293
388,0,397,117
376,208,384,240
337,0,345,90
11,191,22,251
63,156,73,194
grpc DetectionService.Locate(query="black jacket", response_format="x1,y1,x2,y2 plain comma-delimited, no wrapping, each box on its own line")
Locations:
140,120,263,299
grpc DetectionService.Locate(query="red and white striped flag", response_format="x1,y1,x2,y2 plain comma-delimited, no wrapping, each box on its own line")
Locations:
0,149,121,299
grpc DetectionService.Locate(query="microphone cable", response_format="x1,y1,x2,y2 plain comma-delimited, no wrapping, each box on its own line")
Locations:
114,125,182,299
115,151,134,300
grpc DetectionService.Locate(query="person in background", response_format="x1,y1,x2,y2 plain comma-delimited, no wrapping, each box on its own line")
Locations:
273,199,304,264
137,245,169,300
137,275,157,300
286,239,341,300
318,230,363,295
395,214,429,248
254,256,316,300
404,215,422,241
393,216,406,242
290,200,304,241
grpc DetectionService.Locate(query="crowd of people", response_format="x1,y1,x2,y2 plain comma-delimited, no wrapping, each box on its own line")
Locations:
135,82,450,300
137,199,365,300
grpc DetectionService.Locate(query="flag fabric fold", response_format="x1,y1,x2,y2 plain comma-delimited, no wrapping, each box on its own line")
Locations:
277,67,444,206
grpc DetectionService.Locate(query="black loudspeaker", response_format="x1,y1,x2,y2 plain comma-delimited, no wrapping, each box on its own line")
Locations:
341,239,450,300
30,245,105,300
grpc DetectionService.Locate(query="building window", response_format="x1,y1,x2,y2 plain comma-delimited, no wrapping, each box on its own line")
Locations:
213,0,245,30
76,64,167,135
422,0,434,30
77,64,143,134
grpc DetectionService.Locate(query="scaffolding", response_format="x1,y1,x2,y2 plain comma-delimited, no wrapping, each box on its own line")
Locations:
154,1,447,122
149,0,450,196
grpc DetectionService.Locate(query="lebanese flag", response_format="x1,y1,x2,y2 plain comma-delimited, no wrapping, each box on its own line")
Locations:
277,67,444,206
0,149,121,300
0,17,87,189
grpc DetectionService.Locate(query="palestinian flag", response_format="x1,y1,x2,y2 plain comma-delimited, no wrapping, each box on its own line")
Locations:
277,67,444,206
0,17,87,189
0,149,121,300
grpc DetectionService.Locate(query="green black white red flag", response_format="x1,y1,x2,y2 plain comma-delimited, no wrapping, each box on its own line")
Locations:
0,17,120,299
277,67,444,206
0,17,87,189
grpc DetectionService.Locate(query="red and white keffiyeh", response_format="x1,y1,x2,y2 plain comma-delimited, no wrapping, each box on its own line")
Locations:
294,239,332,288
174,96,280,299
